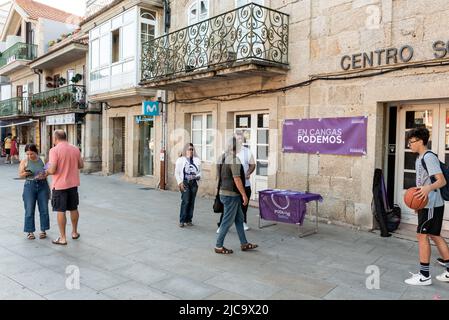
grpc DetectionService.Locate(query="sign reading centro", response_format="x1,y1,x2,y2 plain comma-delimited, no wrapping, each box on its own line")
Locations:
340,40,449,71
282,116,368,156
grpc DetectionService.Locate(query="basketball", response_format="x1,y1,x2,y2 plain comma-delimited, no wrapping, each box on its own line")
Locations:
403,187,428,211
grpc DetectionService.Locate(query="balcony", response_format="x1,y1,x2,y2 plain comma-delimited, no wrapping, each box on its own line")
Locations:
0,97,31,119
140,3,289,89
31,85,87,116
0,43,38,76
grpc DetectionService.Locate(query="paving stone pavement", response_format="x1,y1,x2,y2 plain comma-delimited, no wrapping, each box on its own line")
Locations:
0,161,448,300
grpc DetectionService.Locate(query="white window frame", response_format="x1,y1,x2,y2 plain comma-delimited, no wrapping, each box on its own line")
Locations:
67,69,75,84
191,113,214,162
89,7,138,93
256,114,269,177
187,0,210,25
140,9,157,44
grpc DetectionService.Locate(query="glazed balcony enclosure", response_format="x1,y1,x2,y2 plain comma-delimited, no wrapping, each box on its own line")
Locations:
31,85,87,116
140,3,289,89
0,43,38,76
0,97,31,119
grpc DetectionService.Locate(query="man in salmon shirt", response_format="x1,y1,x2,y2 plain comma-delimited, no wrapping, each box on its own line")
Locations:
46,130,84,245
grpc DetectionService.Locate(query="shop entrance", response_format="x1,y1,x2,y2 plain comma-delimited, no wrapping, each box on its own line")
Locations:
394,103,449,232
234,112,269,200
138,120,155,176
112,117,126,174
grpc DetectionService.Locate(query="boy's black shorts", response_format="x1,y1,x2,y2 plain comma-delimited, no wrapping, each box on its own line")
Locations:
417,206,444,236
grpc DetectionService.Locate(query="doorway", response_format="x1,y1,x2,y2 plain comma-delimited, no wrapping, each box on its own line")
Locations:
234,112,269,200
112,117,126,174
395,103,449,231
138,120,155,176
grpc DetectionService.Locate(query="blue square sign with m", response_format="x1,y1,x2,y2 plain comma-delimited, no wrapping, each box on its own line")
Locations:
142,101,160,116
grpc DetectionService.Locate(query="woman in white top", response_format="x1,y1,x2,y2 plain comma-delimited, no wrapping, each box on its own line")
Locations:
175,143,201,228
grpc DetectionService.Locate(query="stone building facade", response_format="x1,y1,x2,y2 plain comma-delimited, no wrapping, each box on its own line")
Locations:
80,0,163,185
138,0,449,234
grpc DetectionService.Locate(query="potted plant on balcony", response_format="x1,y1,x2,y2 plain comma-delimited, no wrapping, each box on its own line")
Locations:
71,74,83,84
46,83,54,88
63,92,72,101
58,77,66,86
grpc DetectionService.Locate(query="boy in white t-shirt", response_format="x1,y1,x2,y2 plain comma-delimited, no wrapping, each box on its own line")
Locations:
405,127,449,285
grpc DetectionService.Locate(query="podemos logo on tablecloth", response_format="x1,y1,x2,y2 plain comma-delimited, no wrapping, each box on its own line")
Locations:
271,194,291,218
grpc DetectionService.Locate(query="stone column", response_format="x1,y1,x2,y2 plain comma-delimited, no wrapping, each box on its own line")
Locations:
82,112,102,173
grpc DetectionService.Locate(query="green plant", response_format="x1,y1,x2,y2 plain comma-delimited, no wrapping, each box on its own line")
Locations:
48,40,56,47
71,73,83,84
58,77,66,86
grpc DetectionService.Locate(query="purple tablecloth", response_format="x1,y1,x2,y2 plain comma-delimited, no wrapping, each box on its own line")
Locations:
259,189,323,225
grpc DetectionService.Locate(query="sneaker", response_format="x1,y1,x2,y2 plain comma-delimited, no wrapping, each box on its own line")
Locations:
436,271,449,282
216,227,221,234
404,272,432,286
436,258,446,267
243,223,250,231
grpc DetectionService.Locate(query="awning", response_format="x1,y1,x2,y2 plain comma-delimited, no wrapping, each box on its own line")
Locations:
0,119,38,128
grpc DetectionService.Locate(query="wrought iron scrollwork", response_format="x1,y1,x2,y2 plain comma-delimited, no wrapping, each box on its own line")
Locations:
141,3,289,82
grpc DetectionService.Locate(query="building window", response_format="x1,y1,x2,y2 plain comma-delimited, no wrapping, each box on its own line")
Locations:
67,69,75,84
112,29,120,63
188,0,209,25
122,23,135,59
89,8,137,93
256,114,269,176
140,9,156,44
191,114,214,161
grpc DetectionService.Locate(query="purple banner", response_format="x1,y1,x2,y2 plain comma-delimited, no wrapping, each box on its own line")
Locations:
259,190,323,225
282,116,368,156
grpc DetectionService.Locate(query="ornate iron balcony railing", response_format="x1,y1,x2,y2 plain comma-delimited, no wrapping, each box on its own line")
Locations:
141,3,289,82
31,85,87,115
0,43,37,68
0,97,30,118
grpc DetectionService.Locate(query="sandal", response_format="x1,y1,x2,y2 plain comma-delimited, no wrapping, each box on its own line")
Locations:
27,233,35,240
179,223,185,228
52,237,67,246
186,222,194,226
241,243,258,251
214,247,233,254
72,233,80,240
39,232,47,239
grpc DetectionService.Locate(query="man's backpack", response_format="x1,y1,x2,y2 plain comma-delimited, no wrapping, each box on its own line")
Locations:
421,151,449,201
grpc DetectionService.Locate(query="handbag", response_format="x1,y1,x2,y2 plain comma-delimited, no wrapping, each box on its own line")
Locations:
213,155,225,213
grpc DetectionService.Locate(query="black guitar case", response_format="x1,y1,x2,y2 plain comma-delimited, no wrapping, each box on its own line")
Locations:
372,168,391,237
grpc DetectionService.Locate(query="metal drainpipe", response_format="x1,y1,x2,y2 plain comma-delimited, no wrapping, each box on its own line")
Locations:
161,0,170,190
